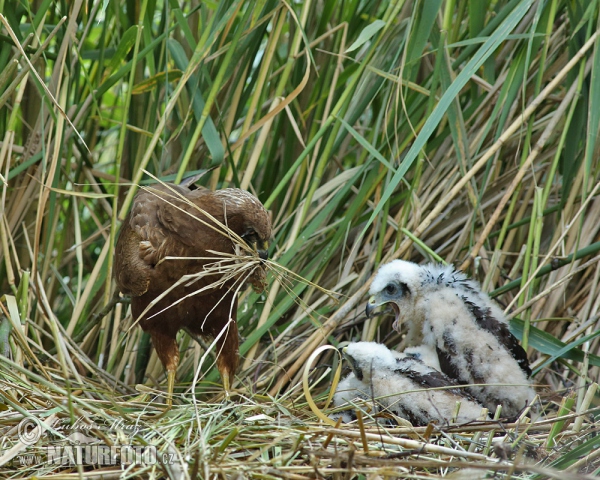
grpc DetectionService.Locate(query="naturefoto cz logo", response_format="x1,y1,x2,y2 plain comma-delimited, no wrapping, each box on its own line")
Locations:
13,416,158,466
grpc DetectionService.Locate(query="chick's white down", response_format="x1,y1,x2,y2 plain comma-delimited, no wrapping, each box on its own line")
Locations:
404,344,441,371
331,374,370,423
368,260,535,419
332,345,439,406
333,342,488,426
332,345,425,423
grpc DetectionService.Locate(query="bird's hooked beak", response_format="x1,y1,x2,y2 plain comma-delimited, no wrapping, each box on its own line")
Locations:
256,241,269,261
365,296,378,318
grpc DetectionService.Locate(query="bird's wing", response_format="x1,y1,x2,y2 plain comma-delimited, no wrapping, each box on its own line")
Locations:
435,345,466,385
114,186,184,296
128,187,179,266
115,181,266,302
461,297,532,377
178,168,216,188
114,217,148,296
395,358,472,399
154,187,219,247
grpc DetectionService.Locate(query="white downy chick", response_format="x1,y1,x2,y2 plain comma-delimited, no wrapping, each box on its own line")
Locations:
341,341,488,426
331,344,439,423
366,260,535,419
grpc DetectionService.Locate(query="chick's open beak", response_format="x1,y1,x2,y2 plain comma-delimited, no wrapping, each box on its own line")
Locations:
366,295,401,330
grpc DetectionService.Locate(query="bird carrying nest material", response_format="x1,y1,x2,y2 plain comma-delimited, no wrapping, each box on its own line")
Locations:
114,176,272,406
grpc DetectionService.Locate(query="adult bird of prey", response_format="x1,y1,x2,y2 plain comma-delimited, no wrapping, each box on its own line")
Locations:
333,342,487,426
365,260,535,419
114,176,271,405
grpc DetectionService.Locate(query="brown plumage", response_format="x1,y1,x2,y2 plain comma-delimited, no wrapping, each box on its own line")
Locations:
114,179,271,404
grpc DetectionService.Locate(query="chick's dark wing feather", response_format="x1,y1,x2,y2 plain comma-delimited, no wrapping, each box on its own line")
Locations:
395,358,469,398
462,297,532,377
400,368,456,389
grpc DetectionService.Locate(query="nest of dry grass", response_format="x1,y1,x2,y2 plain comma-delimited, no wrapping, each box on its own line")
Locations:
0,357,599,479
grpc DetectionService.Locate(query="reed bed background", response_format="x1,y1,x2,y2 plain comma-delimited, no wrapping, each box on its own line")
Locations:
1,0,600,477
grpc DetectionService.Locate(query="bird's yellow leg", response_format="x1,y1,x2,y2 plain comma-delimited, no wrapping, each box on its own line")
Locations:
166,369,176,408
222,371,231,399
139,369,176,420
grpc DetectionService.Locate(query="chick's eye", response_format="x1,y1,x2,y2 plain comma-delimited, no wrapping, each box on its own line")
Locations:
384,283,398,295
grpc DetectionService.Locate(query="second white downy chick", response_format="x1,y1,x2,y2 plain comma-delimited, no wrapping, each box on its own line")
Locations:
341,341,488,426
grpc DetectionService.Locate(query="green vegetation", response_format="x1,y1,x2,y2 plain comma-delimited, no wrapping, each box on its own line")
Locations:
1,0,599,477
